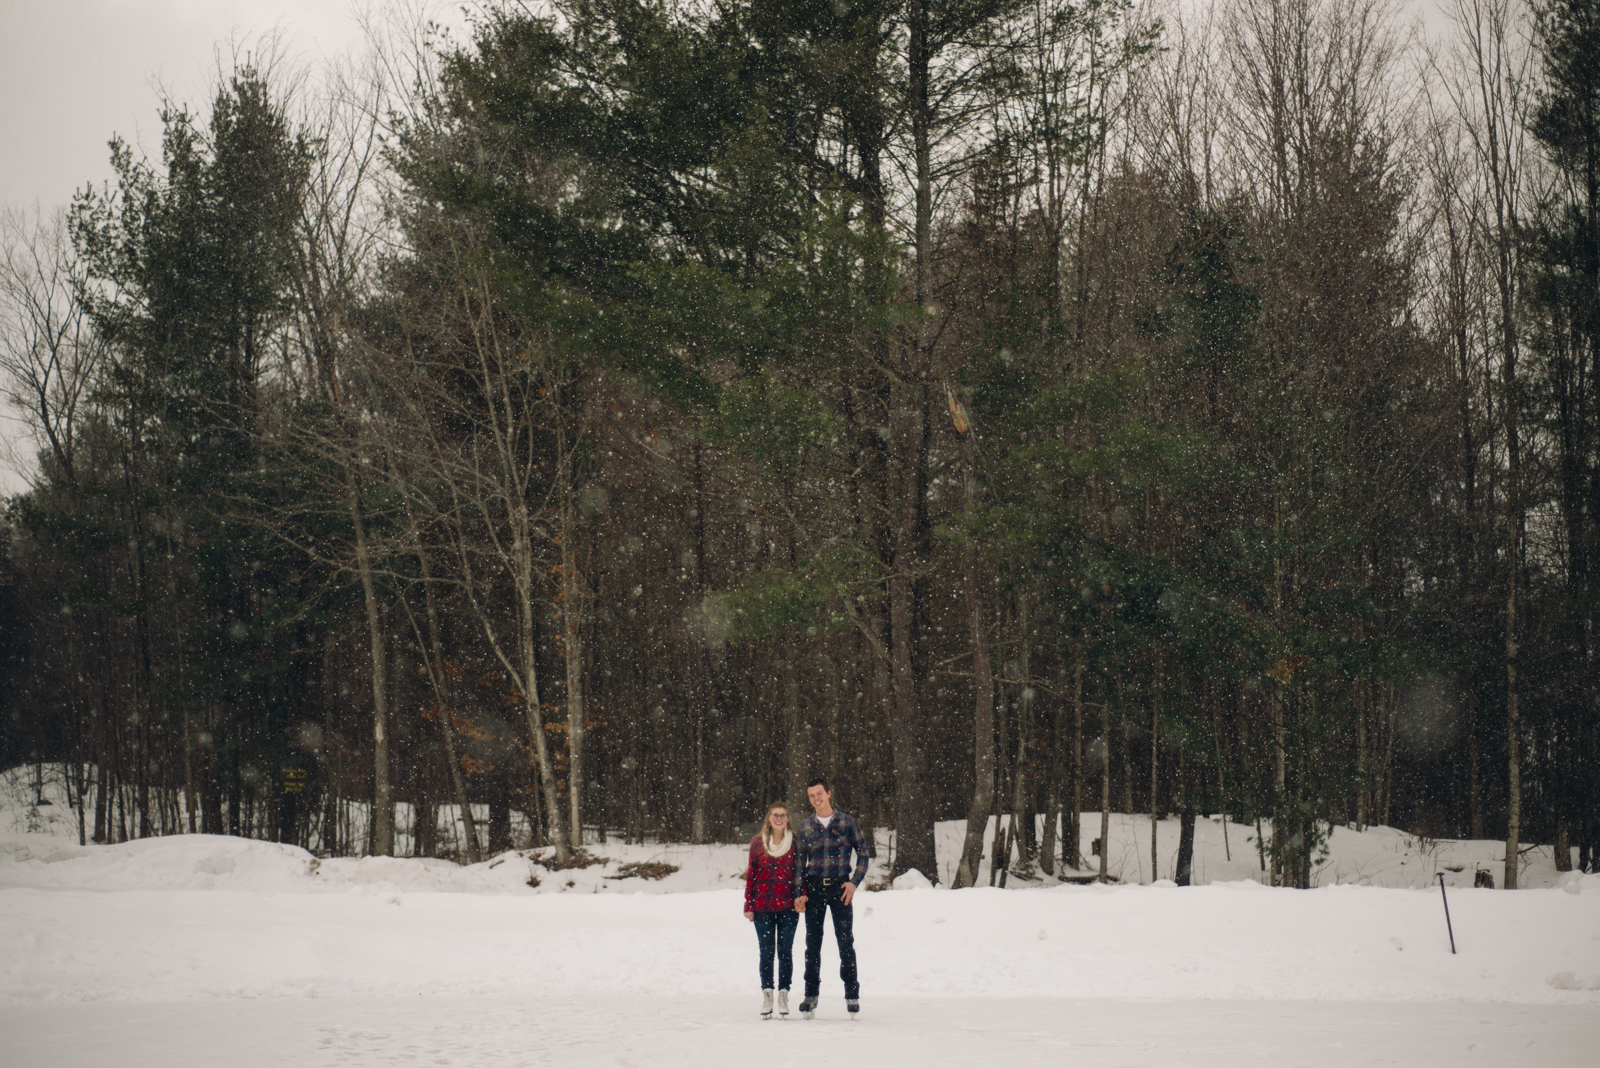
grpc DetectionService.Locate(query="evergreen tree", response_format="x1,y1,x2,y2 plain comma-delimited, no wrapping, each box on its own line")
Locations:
1525,0,1600,871
66,70,318,838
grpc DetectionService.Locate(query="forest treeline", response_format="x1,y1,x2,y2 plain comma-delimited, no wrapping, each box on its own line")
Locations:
1,0,1595,886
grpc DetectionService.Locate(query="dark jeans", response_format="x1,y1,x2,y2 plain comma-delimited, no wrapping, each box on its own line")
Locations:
753,909,799,990
803,878,859,999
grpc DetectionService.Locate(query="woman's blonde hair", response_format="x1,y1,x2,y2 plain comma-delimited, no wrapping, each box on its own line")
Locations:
761,801,790,851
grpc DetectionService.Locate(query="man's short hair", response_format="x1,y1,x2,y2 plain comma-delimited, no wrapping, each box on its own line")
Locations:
806,777,829,792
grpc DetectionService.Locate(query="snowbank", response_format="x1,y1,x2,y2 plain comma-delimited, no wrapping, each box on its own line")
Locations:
0,832,768,895
1,813,1580,897
0,833,319,892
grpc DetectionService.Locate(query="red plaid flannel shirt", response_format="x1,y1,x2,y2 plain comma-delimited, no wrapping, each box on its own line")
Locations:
743,836,798,913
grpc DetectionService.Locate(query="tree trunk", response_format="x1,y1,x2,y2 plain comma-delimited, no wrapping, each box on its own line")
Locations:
955,421,995,888
690,439,713,845
1356,679,1368,831
1122,716,1134,815
1016,594,1036,871
1469,692,1483,839
990,660,1011,887
1067,659,1084,869
93,705,108,844
321,634,340,856
1040,793,1060,877
348,467,393,857
1502,322,1523,888
73,762,88,847
888,379,936,881
1176,751,1196,886
1098,700,1112,883
1380,684,1398,826
416,546,481,864
1010,727,1031,874
1271,687,1286,886
415,791,436,858
690,696,706,846
1504,557,1521,889
228,742,241,840
784,624,809,815
174,595,193,834
202,709,222,836
1040,668,1061,878
488,785,513,855
1150,683,1160,883
886,0,938,885
516,552,570,863
559,490,586,850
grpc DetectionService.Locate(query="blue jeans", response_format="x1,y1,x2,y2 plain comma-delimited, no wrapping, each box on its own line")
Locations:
803,878,858,999
753,909,799,990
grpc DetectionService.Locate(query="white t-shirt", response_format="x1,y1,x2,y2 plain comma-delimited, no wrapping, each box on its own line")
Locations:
816,813,834,829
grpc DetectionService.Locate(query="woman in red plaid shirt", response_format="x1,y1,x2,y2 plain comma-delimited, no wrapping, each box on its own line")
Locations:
743,801,799,1018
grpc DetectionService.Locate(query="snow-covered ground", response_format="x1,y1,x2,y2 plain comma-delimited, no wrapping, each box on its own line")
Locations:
2,766,1596,1065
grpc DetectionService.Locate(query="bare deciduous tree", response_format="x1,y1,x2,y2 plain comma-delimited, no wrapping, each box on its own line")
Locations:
0,206,106,487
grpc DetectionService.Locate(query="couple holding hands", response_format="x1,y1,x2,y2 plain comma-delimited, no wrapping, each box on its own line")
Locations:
741,778,867,1020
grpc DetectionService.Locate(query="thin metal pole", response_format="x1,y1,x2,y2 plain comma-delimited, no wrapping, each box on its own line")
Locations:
1437,873,1457,954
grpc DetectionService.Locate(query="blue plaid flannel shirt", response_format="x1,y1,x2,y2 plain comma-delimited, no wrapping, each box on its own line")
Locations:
793,809,870,893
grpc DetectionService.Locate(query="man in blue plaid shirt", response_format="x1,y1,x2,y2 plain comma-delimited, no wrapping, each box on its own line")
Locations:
791,777,868,1019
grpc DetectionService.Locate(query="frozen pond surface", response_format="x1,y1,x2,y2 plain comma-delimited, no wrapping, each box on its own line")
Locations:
4,995,1594,1067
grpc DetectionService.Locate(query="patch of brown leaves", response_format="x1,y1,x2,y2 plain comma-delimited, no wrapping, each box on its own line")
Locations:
527,848,610,870
613,861,679,881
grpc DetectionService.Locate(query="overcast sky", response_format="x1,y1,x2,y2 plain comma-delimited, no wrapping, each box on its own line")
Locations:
1,1,376,212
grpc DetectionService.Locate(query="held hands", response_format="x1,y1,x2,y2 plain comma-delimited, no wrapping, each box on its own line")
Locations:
793,885,855,909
